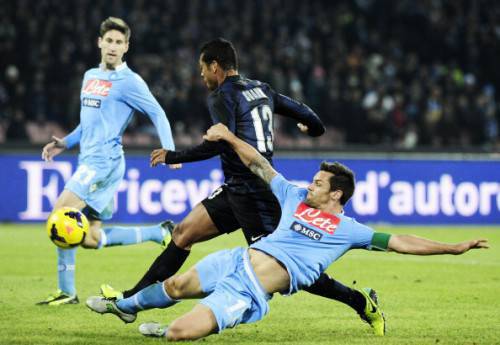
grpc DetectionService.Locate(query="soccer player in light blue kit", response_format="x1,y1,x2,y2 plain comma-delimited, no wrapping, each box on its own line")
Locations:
38,17,179,305
87,123,488,340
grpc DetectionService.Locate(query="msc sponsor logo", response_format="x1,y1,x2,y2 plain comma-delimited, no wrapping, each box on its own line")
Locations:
82,98,101,108
290,221,322,241
293,202,340,234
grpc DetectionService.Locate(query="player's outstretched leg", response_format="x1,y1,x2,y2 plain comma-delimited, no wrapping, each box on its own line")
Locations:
119,239,190,298
89,266,204,322
117,203,219,299
97,221,172,248
99,220,175,301
87,281,177,323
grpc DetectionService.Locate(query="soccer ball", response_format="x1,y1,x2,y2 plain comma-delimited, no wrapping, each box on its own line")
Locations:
46,207,89,248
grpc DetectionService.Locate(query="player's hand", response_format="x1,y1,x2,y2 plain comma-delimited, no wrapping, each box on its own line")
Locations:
203,123,231,142
150,148,168,167
169,163,182,169
452,239,489,254
297,123,309,134
41,136,66,162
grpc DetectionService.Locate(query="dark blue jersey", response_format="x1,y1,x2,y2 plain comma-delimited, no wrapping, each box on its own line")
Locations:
166,75,325,193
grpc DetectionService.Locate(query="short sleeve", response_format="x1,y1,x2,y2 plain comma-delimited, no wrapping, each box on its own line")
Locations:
270,174,302,206
348,221,375,249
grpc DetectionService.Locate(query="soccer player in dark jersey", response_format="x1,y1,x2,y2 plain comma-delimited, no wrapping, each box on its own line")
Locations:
101,38,382,331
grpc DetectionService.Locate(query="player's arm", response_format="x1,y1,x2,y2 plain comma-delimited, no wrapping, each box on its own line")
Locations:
150,140,226,166
125,74,175,151
384,234,489,255
272,92,325,137
203,123,278,184
42,124,81,162
151,91,239,167
63,124,82,149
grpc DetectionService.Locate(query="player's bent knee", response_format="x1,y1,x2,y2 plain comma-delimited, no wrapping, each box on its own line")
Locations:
164,275,189,299
171,222,196,249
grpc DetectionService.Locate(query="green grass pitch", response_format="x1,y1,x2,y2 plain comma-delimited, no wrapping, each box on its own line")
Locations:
0,224,499,345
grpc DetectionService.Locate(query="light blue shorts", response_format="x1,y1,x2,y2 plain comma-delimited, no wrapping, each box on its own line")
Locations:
65,155,125,220
195,247,272,332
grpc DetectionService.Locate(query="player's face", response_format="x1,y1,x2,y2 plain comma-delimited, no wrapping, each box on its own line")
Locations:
98,30,129,69
199,55,218,90
305,171,336,208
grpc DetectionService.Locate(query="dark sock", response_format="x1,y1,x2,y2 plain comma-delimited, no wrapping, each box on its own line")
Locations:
123,241,190,298
304,273,366,314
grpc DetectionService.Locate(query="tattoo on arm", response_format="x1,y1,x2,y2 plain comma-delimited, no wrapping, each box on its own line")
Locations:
248,155,277,184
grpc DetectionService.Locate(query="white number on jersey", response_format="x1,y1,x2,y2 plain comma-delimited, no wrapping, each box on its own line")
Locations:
250,104,273,153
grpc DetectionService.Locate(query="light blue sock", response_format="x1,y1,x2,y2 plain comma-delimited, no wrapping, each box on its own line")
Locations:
117,282,178,314
98,225,166,247
57,247,76,296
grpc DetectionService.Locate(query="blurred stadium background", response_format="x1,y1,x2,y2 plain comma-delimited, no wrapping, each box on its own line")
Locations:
1,0,499,150
0,1,499,344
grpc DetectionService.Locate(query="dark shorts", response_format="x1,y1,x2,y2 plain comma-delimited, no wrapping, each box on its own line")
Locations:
201,185,281,244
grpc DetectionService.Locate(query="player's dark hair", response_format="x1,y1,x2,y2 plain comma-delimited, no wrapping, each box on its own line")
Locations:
200,38,238,71
100,17,131,41
320,161,355,205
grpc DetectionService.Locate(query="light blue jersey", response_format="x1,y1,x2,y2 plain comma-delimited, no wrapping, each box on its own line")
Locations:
115,174,376,332
63,62,174,218
64,62,175,159
251,174,375,294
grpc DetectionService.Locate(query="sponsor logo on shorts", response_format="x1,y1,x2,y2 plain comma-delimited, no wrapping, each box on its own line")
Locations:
293,202,340,235
82,79,112,96
290,221,322,241
82,97,101,108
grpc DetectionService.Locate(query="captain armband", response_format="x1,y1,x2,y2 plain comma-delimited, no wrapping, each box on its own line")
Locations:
369,232,392,251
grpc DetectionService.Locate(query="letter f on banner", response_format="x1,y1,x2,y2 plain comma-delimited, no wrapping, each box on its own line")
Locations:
18,161,73,220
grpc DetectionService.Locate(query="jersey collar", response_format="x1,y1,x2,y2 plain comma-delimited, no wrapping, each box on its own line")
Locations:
213,74,241,93
99,61,128,72
224,75,241,82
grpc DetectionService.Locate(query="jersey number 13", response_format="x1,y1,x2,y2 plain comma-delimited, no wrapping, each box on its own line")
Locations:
250,104,273,153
